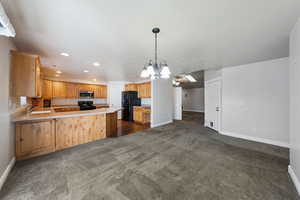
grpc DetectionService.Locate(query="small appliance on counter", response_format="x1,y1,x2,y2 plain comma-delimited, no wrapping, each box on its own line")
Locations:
43,99,51,108
122,91,141,121
78,101,96,110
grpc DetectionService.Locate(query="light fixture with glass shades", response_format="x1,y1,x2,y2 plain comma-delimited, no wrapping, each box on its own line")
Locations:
140,27,171,79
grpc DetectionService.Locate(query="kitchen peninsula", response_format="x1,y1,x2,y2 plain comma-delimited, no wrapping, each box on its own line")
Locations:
12,107,120,160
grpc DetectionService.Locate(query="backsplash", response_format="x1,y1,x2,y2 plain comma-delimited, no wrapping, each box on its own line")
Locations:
52,98,107,106
141,98,151,106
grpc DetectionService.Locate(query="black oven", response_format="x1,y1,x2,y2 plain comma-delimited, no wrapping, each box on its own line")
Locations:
79,91,94,98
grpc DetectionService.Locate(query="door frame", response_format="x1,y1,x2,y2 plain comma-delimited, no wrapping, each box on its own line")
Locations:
204,78,222,132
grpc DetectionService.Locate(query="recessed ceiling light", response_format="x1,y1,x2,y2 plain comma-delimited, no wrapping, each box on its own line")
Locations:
60,52,69,57
83,70,89,73
56,70,62,74
93,62,100,66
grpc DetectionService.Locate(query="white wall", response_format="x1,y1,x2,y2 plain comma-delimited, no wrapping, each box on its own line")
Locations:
151,79,173,127
0,36,16,186
220,58,290,147
204,69,222,81
173,87,182,120
182,88,204,112
289,18,300,194
107,82,125,119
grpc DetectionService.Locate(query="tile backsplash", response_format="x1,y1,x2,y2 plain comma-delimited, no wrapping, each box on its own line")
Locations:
141,98,151,106
52,98,107,106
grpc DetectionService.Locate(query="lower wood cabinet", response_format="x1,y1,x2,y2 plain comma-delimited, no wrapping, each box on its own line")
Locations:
133,107,151,124
55,115,106,150
16,120,55,160
15,113,115,160
106,112,117,137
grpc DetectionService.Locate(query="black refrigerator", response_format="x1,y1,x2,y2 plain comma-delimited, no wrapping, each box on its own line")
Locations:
122,91,141,121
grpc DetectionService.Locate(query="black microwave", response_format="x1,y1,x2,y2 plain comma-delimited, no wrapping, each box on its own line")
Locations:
79,91,94,98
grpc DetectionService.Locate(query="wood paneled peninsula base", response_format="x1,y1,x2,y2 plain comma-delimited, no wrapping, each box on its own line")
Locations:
12,108,120,160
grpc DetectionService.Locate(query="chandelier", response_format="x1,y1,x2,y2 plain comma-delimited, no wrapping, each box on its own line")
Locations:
140,27,171,79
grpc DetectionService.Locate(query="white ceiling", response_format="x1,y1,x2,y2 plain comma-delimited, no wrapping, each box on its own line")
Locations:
2,0,300,82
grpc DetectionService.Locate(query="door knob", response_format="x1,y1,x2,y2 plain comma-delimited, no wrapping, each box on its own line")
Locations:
216,107,220,112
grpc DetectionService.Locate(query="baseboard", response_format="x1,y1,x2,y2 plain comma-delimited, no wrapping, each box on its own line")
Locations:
0,157,15,191
183,109,204,113
151,120,173,128
219,131,289,148
288,165,300,196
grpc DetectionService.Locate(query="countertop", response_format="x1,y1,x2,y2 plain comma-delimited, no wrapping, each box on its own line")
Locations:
12,107,122,122
134,105,151,109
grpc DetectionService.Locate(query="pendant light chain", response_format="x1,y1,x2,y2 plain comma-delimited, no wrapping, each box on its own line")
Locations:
140,27,171,79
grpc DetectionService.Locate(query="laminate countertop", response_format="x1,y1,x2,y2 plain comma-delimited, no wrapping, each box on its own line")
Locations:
12,107,122,122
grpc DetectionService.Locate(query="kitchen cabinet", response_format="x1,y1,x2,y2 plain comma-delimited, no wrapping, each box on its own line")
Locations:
42,80,107,99
137,82,151,98
106,112,117,137
11,50,42,97
65,82,78,98
16,120,55,160
133,106,151,124
55,115,106,150
42,79,53,99
125,84,138,91
94,85,107,98
52,81,67,98
79,84,94,92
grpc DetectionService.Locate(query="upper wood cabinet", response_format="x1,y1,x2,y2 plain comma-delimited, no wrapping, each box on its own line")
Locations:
94,85,107,98
52,81,67,98
42,79,53,99
11,51,42,97
137,82,151,98
125,84,138,91
125,82,151,98
65,82,78,98
43,80,107,99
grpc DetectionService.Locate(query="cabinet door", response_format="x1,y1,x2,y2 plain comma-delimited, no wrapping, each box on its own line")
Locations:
94,85,102,98
133,107,143,123
125,84,137,91
55,117,75,150
42,79,53,99
140,83,147,98
145,82,151,98
94,114,106,140
35,58,42,97
101,85,107,98
16,120,55,160
52,81,67,98
65,82,78,98
106,112,117,137
137,84,142,98
11,51,38,97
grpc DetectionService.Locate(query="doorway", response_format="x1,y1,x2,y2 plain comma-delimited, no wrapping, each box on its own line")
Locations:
204,78,221,132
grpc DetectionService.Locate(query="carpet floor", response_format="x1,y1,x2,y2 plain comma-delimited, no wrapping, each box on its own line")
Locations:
0,112,299,200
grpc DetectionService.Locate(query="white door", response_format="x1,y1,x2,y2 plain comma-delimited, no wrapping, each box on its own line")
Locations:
173,87,182,120
205,80,221,132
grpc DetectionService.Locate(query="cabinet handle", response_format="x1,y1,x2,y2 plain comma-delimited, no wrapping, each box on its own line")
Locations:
20,138,24,142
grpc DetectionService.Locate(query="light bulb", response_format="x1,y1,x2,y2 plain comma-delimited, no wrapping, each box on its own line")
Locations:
140,69,150,78
147,65,155,76
161,66,171,76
